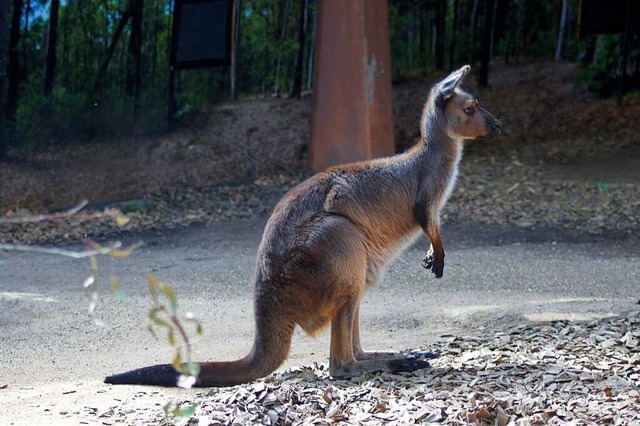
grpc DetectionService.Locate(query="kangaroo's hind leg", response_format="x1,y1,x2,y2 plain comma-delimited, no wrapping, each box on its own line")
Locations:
351,305,436,363
330,297,432,378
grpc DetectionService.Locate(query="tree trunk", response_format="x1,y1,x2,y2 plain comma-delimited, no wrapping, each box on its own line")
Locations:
127,0,143,122
469,0,481,62
479,0,495,87
21,0,29,79
61,0,69,87
7,0,23,123
44,0,60,95
0,0,10,160
434,0,446,69
449,0,459,70
290,0,308,99
103,5,132,73
231,0,241,100
490,0,498,58
555,0,568,60
306,2,316,90
167,67,177,126
273,0,290,97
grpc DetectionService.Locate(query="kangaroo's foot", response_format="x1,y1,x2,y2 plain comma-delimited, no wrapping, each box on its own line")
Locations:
406,350,437,360
330,356,432,379
354,350,403,361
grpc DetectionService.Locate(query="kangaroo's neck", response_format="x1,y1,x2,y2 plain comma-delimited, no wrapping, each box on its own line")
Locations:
409,109,464,208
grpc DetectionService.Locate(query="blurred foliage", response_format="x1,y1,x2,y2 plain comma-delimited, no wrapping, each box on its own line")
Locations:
578,34,640,98
1,0,638,154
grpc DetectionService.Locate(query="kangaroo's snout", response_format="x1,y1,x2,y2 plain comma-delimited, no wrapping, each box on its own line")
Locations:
489,117,502,136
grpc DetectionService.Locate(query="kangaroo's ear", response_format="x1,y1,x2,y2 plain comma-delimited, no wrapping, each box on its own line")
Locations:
435,65,470,109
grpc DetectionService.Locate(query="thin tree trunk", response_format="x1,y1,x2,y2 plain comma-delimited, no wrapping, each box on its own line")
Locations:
44,0,60,95
406,12,414,67
21,0,29,78
490,0,498,59
616,0,631,105
306,2,316,90
93,3,132,93
555,0,568,60
469,0,480,62
167,67,177,125
273,0,290,97
418,4,425,65
435,0,446,69
0,0,10,160
449,0,459,70
469,0,480,32
128,0,144,121
61,0,69,87
290,0,308,99
7,0,23,123
479,0,495,87
231,0,241,100
505,23,512,65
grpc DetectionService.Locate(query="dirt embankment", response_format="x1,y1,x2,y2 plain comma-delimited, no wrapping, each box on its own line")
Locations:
1,60,639,241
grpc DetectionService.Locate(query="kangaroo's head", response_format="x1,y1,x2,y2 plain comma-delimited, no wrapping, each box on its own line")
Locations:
424,65,502,141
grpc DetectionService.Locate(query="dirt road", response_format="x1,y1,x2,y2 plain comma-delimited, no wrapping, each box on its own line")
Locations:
0,219,638,425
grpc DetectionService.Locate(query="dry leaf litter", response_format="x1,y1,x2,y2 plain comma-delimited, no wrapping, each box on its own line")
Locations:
101,311,640,425
2,151,639,246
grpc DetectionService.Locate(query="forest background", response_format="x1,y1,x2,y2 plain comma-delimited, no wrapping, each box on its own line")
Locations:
0,0,638,162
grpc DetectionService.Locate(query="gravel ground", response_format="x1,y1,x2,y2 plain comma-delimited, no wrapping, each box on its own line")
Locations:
100,312,640,425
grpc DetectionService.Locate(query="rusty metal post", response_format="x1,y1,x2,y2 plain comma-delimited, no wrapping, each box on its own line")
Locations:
309,0,394,171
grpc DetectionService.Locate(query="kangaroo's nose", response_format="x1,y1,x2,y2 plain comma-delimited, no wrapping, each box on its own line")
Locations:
489,117,502,136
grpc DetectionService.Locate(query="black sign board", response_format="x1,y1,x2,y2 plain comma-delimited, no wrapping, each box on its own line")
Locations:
170,0,234,68
578,0,627,37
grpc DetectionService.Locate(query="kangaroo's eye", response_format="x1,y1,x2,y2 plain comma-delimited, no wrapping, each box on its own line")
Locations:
464,107,475,115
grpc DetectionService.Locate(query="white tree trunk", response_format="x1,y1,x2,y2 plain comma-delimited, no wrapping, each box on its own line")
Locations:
273,0,290,97
555,0,568,60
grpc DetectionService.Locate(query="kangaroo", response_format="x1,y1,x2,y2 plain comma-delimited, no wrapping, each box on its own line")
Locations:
105,65,502,387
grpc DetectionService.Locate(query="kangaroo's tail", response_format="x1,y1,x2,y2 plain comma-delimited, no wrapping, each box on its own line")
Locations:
105,310,295,387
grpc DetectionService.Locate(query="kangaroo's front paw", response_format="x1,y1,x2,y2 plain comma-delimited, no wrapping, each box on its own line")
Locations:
421,250,434,270
422,249,444,278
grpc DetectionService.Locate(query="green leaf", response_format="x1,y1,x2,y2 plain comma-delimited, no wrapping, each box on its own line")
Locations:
149,307,172,329
598,182,613,193
111,276,130,304
114,215,130,228
172,352,183,370
88,291,99,314
147,273,159,302
186,362,201,377
90,256,98,275
185,313,204,335
164,401,196,418
108,242,141,259
167,329,176,347
160,284,178,315
175,404,196,417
